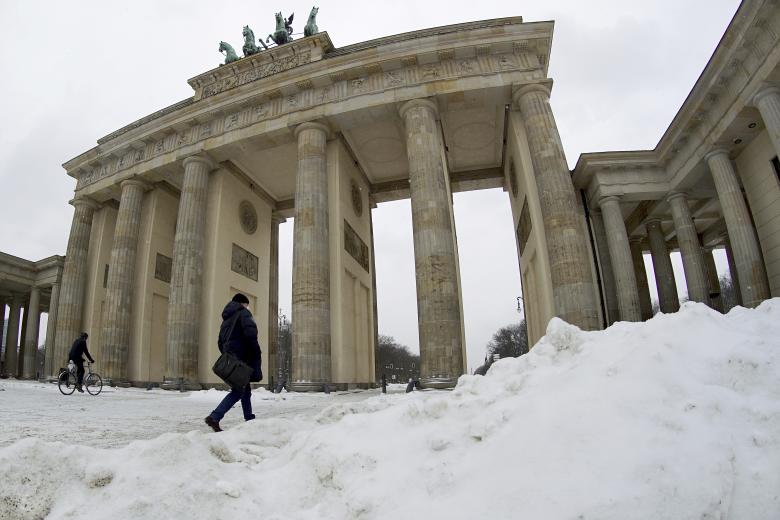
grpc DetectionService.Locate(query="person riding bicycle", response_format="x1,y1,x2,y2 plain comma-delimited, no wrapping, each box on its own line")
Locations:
68,332,94,393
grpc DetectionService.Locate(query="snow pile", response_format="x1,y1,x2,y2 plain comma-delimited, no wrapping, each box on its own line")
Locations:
2,301,779,519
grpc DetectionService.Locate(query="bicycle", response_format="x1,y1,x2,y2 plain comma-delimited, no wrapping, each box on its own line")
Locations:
58,361,103,396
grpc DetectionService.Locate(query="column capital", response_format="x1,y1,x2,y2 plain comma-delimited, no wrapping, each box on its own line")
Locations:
182,153,216,171
293,120,332,139
271,212,286,225
598,195,621,208
644,217,662,228
666,191,689,204
752,85,780,106
119,177,152,191
398,98,439,120
628,235,644,245
512,80,553,107
703,147,730,163
69,197,99,210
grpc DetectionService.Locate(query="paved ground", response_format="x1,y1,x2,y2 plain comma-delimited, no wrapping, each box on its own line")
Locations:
0,379,394,449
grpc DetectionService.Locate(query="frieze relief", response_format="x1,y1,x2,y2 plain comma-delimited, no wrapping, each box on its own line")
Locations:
202,51,313,99
231,243,259,281
77,48,539,190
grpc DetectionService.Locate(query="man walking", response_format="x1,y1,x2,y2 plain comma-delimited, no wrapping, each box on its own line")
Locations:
68,332,94,393
205,293,262,432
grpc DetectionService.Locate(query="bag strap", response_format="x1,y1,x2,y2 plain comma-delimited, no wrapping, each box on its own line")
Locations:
226,311,241,340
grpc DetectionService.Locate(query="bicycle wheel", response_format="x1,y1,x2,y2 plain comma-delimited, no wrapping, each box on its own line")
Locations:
85,373,103,395
58,371,76,395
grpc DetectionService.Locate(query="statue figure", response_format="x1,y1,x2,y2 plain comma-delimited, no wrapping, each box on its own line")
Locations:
304,6,319,37
242,26,260,56
219,41,240,65
267,12,294,46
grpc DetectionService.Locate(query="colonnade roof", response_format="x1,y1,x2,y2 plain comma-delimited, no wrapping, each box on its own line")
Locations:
0,252,64,303
572,0,780,247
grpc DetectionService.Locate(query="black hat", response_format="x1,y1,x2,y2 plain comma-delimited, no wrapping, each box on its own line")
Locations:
232,293,250,304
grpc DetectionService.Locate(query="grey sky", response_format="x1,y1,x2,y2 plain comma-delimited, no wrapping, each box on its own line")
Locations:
0,0,738,370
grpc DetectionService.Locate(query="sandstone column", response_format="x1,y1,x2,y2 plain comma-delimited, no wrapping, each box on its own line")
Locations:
268,213,283,388
291,122,332,391
0,301,6,368
165,155,214,389
702,247,723,312
753,86,780,158
43,281,61,378
22,286,41,379
646,219,679,313
514,84,600,330
102,179,148,384
400,99,465,389
705,149,770,307
629,237,653,320
667,192,709,304
4,295,22,377
722,235,743,307
598,196,641,322
590,210,620,325
18,301,29,376
54,198,99,371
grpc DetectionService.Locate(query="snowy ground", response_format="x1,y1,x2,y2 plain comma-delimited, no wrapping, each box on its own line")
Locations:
2,300,780,519
0,381,390,449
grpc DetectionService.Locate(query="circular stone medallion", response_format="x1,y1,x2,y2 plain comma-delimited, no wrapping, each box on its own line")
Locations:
239,200,258,235
351,179,363,217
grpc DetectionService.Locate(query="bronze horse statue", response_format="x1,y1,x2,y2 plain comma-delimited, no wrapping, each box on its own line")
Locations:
267,12,294,46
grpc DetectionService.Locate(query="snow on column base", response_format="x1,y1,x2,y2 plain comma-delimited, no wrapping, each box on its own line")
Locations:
160,378,203,392
420,376,458,389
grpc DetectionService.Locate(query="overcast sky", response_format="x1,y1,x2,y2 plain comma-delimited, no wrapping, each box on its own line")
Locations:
0,0,738,371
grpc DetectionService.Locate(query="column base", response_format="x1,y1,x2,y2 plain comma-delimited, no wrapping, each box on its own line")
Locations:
160,378,203,391
289,381,331,392
420,376,459,389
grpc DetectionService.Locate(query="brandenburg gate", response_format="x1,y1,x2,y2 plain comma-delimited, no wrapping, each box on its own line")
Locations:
32,2,780,389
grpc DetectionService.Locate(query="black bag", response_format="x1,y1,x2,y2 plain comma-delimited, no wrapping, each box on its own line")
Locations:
212,352,253,389
212,312,251,389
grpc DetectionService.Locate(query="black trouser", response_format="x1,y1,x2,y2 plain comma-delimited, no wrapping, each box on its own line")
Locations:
74,360,85,385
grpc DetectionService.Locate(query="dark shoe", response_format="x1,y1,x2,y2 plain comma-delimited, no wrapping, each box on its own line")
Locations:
245,414,256,422
76,385,84,393
205,416,222,432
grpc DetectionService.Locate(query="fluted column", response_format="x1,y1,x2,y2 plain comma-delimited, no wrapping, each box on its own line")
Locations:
514,84,600,330
268,213,283,387
3,295,22,377
705,149,770,307
590,210,620,325
0,301,6,368
702,247,723,312
629,237,653,320
54,197,99,370
598,196,641,321
43,281,61,378
667,192,709,304
722,235,743,307
753,86,780,158
400,99,465,389
22,286,41,379
102,179,148,384
165,155,214,388
646,219,679,313
291,122,332,391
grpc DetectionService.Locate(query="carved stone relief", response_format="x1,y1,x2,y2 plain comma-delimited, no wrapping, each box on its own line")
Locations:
239,200,258,235
516,199,532,256
344,220,370,272
154,253,173,283
231,243,259,281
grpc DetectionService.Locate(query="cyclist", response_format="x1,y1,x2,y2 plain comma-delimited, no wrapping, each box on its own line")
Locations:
68,332,94,393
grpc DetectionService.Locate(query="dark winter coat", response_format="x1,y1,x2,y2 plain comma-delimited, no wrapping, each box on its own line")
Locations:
68,337,94,363
218,301,262,382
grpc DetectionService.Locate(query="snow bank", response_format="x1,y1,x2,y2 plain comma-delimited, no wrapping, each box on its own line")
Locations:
2,301,779,519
